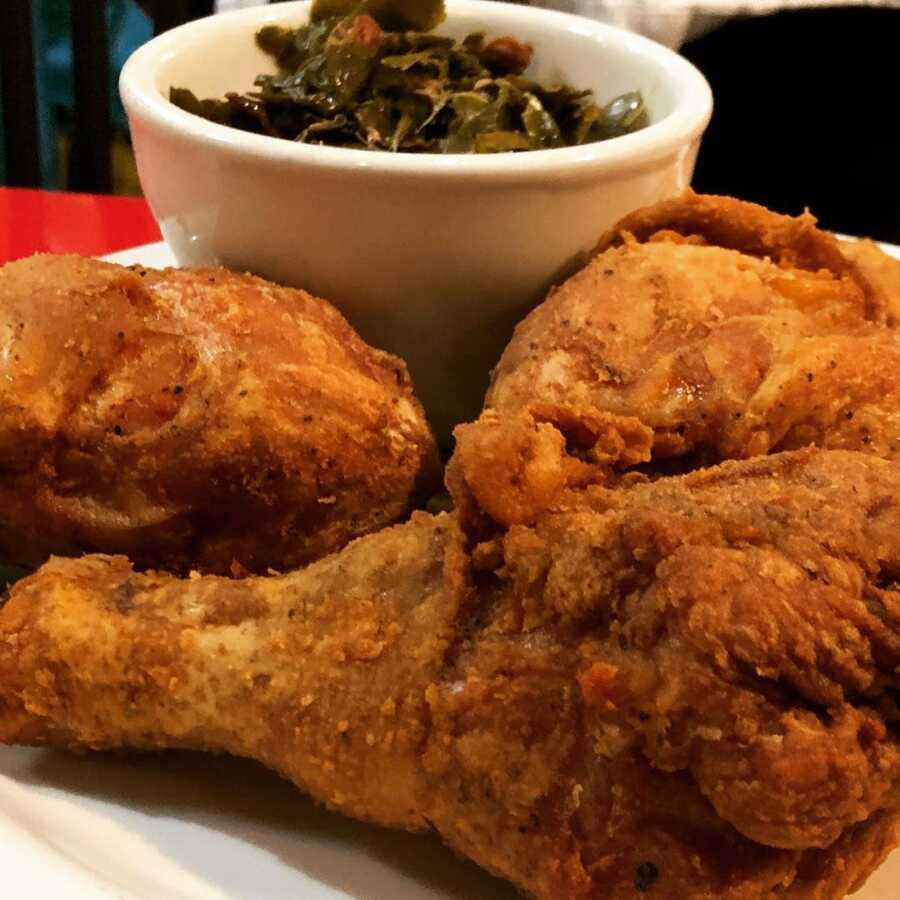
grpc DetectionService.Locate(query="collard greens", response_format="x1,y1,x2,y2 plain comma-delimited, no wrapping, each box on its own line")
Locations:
311,0,446,32
171,0,648,154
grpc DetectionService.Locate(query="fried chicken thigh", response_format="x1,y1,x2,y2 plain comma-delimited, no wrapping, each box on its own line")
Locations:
0,255,438,574
457,193,900,528
3,449,900,899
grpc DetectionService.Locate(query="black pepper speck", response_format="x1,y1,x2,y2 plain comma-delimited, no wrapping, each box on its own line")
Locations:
635,862,659,892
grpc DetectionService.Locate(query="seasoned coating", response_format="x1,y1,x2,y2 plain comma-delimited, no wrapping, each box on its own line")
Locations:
593,192,866,290
840,238,900,327
468,195,900,528
0,255,439,574
595,192,900,324
447,404,653,531
3,450,900,898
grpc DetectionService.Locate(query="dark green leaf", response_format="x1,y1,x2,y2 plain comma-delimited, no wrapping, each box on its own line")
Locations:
443,91,509,153
521,93,563,148
299,113,351,140
255,25,295,60
310,0,362,24
169,87,231,125
311,0,446,32
381,50,442,73
355,96,394,147
570,102,604,145
324,23,381,104
474,131,534,153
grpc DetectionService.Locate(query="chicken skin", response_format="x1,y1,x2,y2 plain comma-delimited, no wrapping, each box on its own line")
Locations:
3,449,900,899
840,237,900,327
0,255,438,574
458,193,900,528
591,192,900,327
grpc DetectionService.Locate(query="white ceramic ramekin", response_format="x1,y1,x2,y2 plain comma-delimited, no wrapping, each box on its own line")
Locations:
121,0,712,440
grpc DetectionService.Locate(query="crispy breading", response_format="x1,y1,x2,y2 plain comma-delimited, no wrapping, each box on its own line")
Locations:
840,238,900,327
0,255,439,574
593,191,876,312
2,450,900,899
595,192,900,326
447,405,653,531
463,195,900,530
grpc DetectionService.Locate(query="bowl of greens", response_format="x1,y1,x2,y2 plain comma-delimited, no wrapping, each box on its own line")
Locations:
121,0,712,440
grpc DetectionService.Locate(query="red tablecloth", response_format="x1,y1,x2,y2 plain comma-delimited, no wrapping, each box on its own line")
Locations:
0,187,162,263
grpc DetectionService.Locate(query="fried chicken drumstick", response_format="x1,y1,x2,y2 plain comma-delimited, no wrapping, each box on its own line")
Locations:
0,255,438,574
3,449,900,899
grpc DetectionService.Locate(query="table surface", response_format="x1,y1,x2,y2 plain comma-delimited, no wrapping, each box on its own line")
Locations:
0,187,162,263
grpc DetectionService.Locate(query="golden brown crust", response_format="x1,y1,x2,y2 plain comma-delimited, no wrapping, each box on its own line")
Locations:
784,811,899,899
594,191,858,285
433,451,900,897
840,238,900,327
0,513,463,828
2,451,900,898
593,191,900,325
0,255,439,574
447,405,652,534
475,196,900,533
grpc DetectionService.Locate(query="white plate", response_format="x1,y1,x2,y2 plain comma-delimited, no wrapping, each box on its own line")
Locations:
103,240,175,268
105,237,900,268
2,238,899,899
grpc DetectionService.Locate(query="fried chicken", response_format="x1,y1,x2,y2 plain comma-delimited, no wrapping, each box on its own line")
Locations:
593,192,900,326
0,255,439,574
4,194,900,897
840,237,900,327
3,449,900,899
458,193,900,528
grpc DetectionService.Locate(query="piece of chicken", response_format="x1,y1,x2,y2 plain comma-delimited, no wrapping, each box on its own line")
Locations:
591,192,884,306
592,192,900,327
3,448,900,899
840,237,900,327
0,255,439,574
458,193,900,528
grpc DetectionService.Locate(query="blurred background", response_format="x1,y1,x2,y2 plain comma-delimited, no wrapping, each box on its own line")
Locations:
1,0,898,241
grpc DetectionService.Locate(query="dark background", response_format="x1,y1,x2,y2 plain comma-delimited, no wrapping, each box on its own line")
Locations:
681,6,899,243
